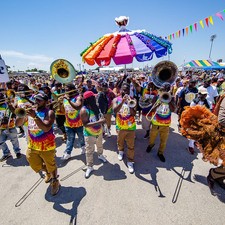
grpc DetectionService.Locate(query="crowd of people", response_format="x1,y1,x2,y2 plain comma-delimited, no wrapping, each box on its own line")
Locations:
0,67,225,196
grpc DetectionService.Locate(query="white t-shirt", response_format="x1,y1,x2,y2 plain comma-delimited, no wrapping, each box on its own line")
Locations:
199,85,218,109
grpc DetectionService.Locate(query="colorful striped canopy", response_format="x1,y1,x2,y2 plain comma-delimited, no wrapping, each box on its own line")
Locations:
184,60,223,69
80,30,172,66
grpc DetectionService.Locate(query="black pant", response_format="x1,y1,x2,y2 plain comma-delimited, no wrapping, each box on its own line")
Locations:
56,115,66,134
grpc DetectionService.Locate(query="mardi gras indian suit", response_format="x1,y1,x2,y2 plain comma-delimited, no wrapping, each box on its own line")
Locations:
180,105,225,166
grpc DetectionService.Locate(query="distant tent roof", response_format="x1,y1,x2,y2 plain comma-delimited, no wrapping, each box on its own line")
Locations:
184,60,225,70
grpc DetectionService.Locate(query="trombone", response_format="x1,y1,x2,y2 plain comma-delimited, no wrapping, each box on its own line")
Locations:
145,92,172,122
51,89,78,101
0,89,16,104
14,100,59,118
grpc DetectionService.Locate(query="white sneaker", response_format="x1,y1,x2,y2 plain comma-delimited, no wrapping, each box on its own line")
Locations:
81,146,86,155
98,154,107,163
85,166,94,178
61,153,71,160
118,151,124,161
127,162,134,174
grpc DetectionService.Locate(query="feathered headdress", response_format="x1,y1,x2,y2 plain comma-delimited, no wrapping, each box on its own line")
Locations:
180,105,225,166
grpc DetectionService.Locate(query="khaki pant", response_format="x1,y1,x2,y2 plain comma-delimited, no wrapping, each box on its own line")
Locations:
104,114,112,129
149,125,169,154
117,130,135,162
85,133,103,167
26,148,57,173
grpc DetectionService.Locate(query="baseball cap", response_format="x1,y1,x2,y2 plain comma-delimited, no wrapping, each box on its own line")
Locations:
198,87,208,95
34,93,48,101
83,91,95,100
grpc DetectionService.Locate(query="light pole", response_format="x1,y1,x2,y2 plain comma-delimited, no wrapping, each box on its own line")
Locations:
209,34,216,60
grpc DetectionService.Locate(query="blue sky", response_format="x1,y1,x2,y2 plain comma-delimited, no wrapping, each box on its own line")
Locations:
1,0,225,71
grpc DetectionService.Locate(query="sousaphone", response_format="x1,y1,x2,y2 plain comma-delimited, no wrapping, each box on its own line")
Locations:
50,59,76,83
151,60,178,88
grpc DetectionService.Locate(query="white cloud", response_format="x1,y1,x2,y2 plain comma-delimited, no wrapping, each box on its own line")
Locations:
1,50,53,62
0,50,54,71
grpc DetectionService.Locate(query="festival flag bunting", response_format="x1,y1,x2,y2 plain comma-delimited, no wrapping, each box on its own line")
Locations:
216,12,224,20
205,17,209,27
166,9,224,40
199,20,204,29
194,23,198,31
209,16,214,25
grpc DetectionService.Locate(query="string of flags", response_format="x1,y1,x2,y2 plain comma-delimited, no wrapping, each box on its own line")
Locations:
166,9,225,40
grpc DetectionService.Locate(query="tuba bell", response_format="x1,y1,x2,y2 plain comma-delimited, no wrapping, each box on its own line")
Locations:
151,60,178,88
50,59,76,84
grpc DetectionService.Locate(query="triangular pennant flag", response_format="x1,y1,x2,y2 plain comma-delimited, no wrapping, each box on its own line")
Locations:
216,12,224,20
178,30,181,37
172,33,175,39
182,28,185,36
200,20,204,28
176,31,178,38
170,34,172,40
223,9,225,13
185,27,189,35
190,25,193,32
205,17,209,26
194,23,198,31
209,16,214,25
167,35,170,40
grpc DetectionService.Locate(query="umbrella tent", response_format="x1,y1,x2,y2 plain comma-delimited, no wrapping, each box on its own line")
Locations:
184,60,225,70
80,16,173,67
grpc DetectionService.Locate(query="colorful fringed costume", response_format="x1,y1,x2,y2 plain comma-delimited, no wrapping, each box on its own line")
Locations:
180,105,225,166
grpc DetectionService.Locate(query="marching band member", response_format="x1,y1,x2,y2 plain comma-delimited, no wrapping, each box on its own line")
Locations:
15,84,35,141
0,91,22,161
52,83,67,141
80,91,107,178
97,82,116,137
146,83,176,162
16,93,60,196
112,83,136,174
61,83,85,160
132,78,158,139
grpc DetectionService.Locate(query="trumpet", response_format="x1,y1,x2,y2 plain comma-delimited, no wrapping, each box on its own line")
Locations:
126,95,137,108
